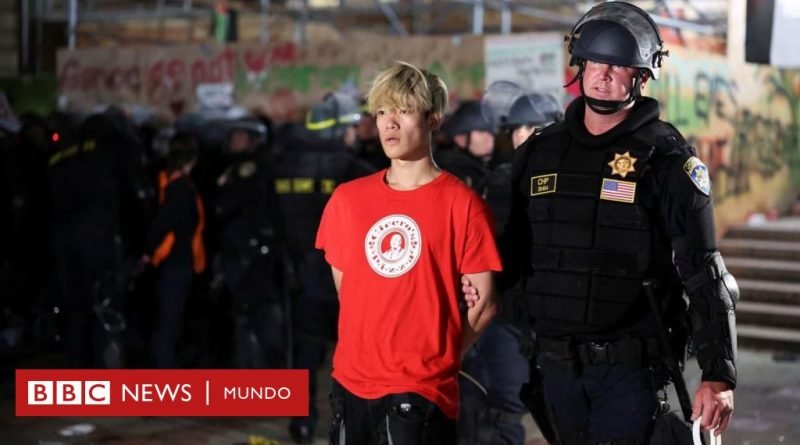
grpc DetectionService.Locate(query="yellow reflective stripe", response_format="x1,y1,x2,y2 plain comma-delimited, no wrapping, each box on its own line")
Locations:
306,112,361,131
47,139,98,166
276,177,337,194
275,178,291,194
321,179,336,194
48,151,63,166
292,178,314,193
305,112,337,131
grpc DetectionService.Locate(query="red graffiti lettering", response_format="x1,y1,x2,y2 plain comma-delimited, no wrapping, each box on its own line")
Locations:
59,58,80,91
270,42,297,64
221,47,236,79
168,59,185,89
243,43,297,75
244,49,267,74
59,58,141,94
191,60,206,86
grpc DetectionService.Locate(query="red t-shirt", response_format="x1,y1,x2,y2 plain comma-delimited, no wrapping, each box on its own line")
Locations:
315,169,502,419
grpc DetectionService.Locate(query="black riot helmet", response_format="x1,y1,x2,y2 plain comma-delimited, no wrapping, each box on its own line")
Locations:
480,81,562,131
305,92,361,141
226,117,268,152
566,1,668,114
442,101,495,136
506,93,563,129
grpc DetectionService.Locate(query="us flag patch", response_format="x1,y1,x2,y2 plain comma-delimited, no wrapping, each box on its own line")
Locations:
600,178,636,203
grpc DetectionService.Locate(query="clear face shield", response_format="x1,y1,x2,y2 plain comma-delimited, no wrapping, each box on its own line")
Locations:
481,80,527,136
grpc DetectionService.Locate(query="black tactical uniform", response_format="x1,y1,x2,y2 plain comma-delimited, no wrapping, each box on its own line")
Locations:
500,3,738,444
436,101,493,193
459,87,565,445
213,119,286,369
49,111,151,368
275,93,375,444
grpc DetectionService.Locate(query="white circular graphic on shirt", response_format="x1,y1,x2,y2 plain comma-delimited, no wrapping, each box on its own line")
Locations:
364,214,422,278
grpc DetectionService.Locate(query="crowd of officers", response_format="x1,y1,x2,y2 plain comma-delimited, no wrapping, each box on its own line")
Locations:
0,88,553,443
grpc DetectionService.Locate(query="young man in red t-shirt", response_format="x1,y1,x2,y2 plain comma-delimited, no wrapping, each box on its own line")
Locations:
316,61,502,444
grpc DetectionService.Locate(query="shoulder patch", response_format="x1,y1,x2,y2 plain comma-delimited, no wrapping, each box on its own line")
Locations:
683,156,710,196
238,161,257,179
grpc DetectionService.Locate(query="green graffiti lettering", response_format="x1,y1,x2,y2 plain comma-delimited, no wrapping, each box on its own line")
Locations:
316,65,360,90
452,64,485,90
265,65,314,92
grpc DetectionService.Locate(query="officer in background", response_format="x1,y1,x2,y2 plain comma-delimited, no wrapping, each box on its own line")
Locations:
212,118,286,369
435,101,495,193
273,92,375,444
459,87,563,445
505,93,564,151
489,3,737,443
1,114,51,348
49,110,151,368
349,99,389,170
483,87,565,233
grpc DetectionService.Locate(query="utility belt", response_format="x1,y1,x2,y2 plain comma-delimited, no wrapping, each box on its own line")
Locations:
537,336,661,369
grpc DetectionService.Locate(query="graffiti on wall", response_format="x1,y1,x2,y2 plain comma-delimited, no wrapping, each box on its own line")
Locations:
57,35,486,122
649,48,800,225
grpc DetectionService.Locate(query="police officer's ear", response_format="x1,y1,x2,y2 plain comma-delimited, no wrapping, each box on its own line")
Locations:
640,71,650,90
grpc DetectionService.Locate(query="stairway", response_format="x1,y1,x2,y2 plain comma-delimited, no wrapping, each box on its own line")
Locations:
721,217,800,352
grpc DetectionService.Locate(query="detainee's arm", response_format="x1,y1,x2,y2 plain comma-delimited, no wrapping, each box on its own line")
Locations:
331,266,343,298
461,271,496,355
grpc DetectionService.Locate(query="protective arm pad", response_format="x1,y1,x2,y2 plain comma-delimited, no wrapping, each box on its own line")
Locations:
684,252,738,388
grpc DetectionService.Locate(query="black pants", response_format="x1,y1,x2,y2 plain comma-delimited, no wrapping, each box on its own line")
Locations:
537,358,660,444
459,320,528,445
292,252,339,433
330,379,457,445
151,259,193,368
52,220,117,368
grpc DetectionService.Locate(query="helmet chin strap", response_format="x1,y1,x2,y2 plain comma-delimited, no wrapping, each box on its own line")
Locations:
567,62,645,115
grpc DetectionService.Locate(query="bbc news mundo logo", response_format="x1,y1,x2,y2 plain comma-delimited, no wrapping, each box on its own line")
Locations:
28,380,111,405
16,370,308,417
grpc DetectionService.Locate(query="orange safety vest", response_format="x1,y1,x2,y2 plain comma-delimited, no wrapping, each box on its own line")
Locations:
152,170,207,273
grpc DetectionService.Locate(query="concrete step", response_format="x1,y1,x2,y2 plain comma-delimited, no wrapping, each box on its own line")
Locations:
738,279,800,305
725,257,800,283
736,301,800,329
726,221,800,242
720,239,800,262
737,324,800,353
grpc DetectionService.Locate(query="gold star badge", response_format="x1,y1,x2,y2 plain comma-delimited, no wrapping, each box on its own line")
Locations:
608,151,637,178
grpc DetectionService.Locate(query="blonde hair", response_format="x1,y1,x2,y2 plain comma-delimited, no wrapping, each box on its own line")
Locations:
367,61,448,119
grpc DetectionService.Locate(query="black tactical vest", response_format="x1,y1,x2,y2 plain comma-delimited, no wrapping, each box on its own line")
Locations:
484,162,513,235
519,98,684,334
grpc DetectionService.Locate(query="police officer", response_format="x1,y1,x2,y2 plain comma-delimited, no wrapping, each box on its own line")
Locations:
466,2,737,443
213,118,286,369
459,88,564,445
49,110,151,368
350,99,389,170
505,93,564,150
483,89,564,233
436,101,495,193
273,92,375,444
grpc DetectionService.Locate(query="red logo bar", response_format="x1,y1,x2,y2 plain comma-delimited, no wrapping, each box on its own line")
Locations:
16,369,309,417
